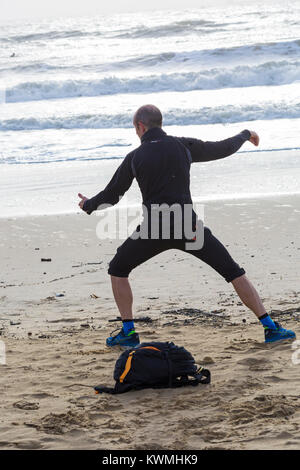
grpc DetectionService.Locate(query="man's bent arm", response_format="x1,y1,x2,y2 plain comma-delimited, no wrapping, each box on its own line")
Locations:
83,153,134,215
178,130,251,163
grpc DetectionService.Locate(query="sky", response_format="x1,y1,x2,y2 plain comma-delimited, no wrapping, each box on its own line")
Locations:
0,0,267,23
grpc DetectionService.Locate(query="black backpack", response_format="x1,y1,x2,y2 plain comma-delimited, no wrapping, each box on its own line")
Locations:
94,341,211,395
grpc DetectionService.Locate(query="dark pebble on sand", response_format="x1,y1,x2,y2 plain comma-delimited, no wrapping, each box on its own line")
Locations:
13,400,39,410
201,356,215,364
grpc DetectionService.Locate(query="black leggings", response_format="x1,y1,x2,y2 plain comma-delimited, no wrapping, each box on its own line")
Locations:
108,226,245,283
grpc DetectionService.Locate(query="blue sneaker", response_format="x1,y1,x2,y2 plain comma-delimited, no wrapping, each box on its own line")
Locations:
106,327,140,349
264,321,296,343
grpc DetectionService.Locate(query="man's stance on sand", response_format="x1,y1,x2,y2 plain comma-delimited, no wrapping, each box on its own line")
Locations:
79,105,295,347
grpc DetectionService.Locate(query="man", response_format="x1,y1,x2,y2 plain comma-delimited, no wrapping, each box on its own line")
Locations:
78,104,296,348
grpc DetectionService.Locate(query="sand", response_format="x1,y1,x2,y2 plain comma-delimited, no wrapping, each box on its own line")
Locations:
0,194,299,450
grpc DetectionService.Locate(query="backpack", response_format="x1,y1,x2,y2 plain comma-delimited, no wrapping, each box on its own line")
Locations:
94,341,211,395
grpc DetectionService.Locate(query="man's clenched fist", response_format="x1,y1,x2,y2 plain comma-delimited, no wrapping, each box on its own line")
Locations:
249,131,259,146
78,193,88,210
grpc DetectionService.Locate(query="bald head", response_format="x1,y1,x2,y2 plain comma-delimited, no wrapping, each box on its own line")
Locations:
133,104,163,130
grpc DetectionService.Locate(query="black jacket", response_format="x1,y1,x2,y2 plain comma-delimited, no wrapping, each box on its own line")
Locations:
83,127,251,215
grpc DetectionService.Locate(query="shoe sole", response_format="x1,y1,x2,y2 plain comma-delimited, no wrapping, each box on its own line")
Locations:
265,335,296,344
106,343,140,350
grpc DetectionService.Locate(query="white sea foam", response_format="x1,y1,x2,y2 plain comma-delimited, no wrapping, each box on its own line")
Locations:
4,57,300,103
2,100,300,131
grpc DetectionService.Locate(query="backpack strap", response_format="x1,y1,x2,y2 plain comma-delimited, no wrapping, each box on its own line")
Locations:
94,382,134,395
171,367,211,388
193,367,211,384
94,385,118,395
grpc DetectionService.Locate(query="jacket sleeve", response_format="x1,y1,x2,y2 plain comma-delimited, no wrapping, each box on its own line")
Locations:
82,153,134,215
178,130,251,163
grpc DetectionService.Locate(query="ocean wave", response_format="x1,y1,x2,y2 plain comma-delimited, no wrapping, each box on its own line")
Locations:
209,38,300,57
0,52,177,75
0,62,67,74
5,59,300,103
113,18,231,38
2,38,299,77
109,39,300,68
0,18,240,43
0,29,102,43
2,103,300,131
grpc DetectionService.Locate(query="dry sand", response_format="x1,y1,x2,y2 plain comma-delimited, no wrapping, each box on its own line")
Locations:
0,194,299,450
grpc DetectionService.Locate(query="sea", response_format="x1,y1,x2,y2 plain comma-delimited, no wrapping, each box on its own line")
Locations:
0,0,300,217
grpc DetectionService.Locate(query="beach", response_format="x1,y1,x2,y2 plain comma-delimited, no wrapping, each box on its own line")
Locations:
0,194,299,450
1,0,300,451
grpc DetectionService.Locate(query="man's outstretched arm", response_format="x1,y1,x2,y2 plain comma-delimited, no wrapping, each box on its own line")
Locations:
78,153,134,215
179,130,259,163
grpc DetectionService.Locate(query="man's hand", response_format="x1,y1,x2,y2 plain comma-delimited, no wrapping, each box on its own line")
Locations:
78,193,89,210
249,130,259,146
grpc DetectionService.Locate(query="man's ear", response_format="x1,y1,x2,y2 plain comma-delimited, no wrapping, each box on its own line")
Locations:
139,122,146,133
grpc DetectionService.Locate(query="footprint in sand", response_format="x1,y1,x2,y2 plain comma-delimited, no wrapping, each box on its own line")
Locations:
88,412,111,420
91,399,122,412
226,395,297,424
29,409,94,435
15,440,44,449
275,431,294,439
100,355,116,362
263,375,286,383
237,357,271,369
30,392,56,399
0,441,14,449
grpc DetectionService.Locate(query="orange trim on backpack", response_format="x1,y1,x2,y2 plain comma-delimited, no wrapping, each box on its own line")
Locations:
120,351,135,383
139,346,161,352
119,346,161,383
